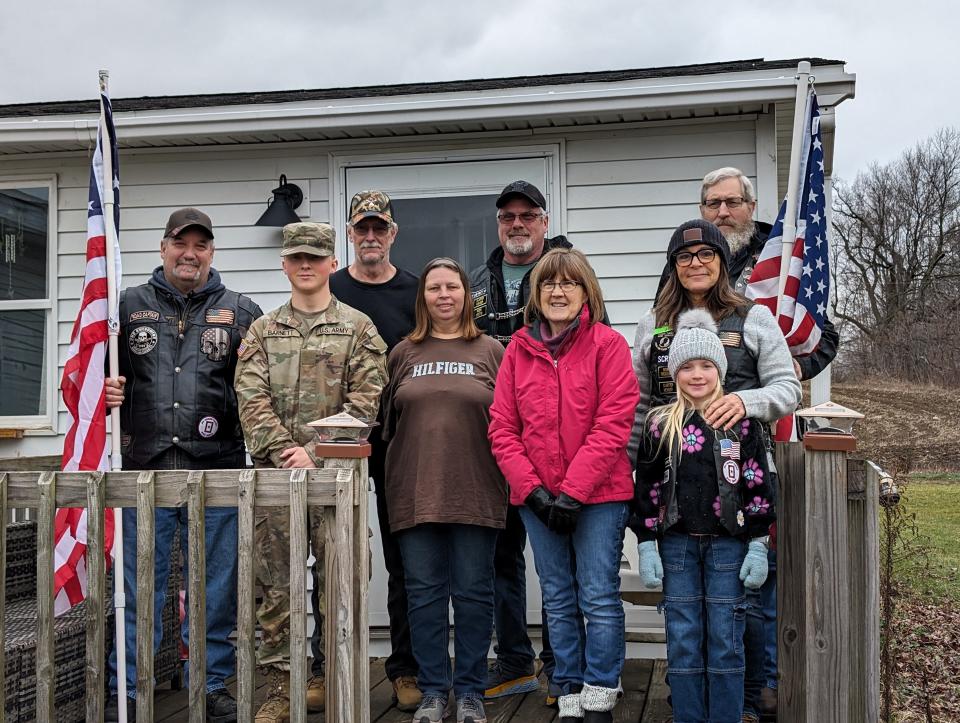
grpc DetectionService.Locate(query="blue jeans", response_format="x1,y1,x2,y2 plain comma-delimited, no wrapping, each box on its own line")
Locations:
519,502,627,693
107,505,238,696
661,532,747,723
398,523,498,697
744,548,777,713
492,505,537,677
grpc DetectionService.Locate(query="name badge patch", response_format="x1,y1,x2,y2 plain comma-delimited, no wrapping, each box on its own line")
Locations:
129,310,160,322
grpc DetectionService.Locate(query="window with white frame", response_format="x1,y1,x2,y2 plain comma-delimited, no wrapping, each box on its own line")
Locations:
0,178,57,430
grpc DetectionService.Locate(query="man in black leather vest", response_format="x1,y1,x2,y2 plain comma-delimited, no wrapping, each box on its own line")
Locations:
103,207,262,723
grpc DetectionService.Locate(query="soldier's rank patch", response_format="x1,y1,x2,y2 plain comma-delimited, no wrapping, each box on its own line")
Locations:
129,326,158,355
718,331,742,347
129,310,160,322
237,338,258,360
205,308,235,325
201,327,231,362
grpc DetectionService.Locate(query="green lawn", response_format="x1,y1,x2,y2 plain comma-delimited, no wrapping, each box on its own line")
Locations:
894,474,960,601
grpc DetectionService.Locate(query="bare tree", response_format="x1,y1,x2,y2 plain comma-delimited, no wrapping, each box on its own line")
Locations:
832,128,960,384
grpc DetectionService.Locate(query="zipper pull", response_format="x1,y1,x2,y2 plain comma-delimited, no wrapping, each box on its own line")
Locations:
178,318,184,334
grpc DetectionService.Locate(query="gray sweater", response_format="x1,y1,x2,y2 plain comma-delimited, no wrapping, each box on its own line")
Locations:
626,304,802,464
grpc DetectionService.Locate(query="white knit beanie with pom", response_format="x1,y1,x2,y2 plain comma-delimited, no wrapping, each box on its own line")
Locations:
667,308,728,382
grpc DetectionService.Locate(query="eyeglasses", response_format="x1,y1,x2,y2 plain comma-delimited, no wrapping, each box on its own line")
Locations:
540,280,582,292
702,197,748,210
352,222,392,237
674,248,717,266
497,211,544,225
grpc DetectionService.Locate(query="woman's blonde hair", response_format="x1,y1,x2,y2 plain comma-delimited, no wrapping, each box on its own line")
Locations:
524,247,606,326
648,363,724,458
408,257,481,343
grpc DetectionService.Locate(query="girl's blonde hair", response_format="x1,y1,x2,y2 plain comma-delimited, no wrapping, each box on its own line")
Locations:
648,363,724,458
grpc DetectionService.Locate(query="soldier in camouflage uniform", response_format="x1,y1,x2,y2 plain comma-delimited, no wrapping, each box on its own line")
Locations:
235,222,388,722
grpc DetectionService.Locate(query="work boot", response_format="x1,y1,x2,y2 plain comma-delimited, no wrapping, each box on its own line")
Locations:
255,670,290,723
207,688,238,723
306,675,325,713
545,679,561,707
392,675,422,712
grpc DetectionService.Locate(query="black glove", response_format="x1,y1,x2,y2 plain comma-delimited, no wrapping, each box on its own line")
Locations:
548,493,582,534
525,486,556,527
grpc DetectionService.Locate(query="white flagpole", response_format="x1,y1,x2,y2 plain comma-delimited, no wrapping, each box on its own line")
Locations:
98,68,128,721
777,61,812,315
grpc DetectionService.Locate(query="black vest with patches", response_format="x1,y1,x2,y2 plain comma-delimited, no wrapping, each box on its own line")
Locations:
648,304,760,407
118,281,260,467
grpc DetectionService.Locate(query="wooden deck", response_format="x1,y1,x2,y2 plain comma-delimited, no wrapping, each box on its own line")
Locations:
153,658,670,722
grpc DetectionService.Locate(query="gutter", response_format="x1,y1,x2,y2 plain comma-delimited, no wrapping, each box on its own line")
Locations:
0,65,856,150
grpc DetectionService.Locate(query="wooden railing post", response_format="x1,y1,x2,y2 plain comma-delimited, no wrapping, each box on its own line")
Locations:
85,471,107,723
289,467,309,723
36,471,57,722
186,470,207,722
236,468,257,723
136,470,157,721
848,460,881,722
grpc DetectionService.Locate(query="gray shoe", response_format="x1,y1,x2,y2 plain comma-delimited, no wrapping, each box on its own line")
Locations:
413,693,448,723
456,695,486,723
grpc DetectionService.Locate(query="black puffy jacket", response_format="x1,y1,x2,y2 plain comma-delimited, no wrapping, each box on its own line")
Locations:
118,267,262,467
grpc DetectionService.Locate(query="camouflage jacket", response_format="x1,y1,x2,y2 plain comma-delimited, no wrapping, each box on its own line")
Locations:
234,297,388,467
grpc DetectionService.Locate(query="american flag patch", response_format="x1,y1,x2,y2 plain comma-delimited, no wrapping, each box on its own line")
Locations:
718,331,742,347
720,438,741,459
205,308,235,325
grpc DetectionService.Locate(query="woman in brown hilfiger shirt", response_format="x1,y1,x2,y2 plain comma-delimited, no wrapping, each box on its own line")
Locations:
380,257,505,723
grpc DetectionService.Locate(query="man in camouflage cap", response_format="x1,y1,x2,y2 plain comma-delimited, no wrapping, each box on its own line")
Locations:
235,221,388,721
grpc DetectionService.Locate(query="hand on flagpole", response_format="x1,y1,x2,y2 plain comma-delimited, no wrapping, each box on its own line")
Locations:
703,393,746,431
105,376,126,408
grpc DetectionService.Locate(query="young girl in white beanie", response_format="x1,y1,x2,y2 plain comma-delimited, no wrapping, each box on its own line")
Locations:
630,308,775,723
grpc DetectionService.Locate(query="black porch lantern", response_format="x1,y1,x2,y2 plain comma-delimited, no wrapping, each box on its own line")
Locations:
255,174,304,226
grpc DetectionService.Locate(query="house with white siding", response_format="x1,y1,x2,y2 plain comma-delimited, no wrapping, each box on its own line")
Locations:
0,57,855,650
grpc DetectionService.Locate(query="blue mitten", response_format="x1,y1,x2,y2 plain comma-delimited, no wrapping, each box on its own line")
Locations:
637,540,663,589
739,538,769,589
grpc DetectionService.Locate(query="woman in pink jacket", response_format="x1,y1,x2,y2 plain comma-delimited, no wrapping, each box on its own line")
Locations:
489,248,639,723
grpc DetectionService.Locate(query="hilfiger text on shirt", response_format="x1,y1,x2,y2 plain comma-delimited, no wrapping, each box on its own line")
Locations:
410,361,476,378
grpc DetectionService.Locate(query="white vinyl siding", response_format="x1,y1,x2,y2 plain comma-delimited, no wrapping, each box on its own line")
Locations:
564,119,758,341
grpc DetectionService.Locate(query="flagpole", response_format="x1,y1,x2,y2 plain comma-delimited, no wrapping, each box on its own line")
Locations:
777,60,812,315
99,68,128,719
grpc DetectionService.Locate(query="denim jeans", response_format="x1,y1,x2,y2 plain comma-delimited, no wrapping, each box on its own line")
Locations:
107,505,238,696
398,523,498,697
661,531,747,723
519,502,627,693
492,505,537,677
743,548,777,713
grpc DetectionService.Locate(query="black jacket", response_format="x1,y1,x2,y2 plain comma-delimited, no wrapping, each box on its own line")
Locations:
655,221,839,381
118,267,262,467
468,235,574,345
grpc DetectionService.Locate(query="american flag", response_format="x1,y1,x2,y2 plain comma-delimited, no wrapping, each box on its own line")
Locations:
56,85,121,615
745,91,829,356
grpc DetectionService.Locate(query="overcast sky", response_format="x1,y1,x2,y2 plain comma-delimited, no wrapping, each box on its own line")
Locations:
2,0,956,181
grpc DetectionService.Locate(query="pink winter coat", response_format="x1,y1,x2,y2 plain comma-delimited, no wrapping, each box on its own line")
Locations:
489,307,640,506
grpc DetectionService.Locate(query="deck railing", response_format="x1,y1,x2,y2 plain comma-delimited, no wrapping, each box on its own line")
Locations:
0,453,369,723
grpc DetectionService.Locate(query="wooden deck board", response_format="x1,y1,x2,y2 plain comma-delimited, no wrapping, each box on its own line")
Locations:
152,657,668,722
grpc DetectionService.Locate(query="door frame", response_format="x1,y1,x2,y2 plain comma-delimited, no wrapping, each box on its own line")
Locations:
328,143,565,261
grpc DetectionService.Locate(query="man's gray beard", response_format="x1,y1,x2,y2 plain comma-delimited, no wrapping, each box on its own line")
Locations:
505,237,534,257
724,220,755,255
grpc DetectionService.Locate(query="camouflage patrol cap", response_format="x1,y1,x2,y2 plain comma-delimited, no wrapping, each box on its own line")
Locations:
348,190,394,226
164,207,214,240
281,222,335,257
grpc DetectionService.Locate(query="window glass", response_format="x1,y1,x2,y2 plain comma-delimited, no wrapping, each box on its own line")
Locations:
388,195,500,276
0,309,47,416
0,187,49,300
